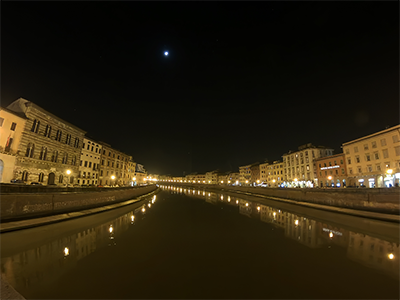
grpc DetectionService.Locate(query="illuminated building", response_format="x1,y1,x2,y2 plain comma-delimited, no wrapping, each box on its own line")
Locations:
6,98,86,185
342,125,400,188
78,137,102,186
260,160,284,187
282,143,334,188
239,162,260,185
314,153,347,188
98,142,135,186
0,107,27,183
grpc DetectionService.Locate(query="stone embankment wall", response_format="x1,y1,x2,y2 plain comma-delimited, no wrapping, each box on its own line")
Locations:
0,184,158,221
163,183,400,214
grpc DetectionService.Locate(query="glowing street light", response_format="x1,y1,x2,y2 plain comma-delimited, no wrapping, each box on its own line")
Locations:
328,176,332,180
111,175,116,186
66,169,72,187
387,169,393,175
388,253,395,260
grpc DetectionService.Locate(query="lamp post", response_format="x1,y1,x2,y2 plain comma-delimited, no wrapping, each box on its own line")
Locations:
66,169,71,187
132,177,136,187
111,175,115,187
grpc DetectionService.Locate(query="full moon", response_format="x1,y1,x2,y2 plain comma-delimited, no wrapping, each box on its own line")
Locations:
164,51,169,56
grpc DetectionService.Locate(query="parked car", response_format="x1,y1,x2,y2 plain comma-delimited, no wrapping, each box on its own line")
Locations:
10,179,25,184
30,182,42,185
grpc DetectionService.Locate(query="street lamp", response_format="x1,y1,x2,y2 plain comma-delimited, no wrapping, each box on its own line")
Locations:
66,169,71,187
387,169,393,175
111,175,116,187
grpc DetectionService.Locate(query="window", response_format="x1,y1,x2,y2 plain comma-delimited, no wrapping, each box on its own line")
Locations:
374,152,379,160
393,135,399,143
87,144,90,150
382,149,389,158
10,122,17,131
59,174,64,184
39,147,47,160
100,170,103,176
347,158,351,165
335,170,338,174
84,161,88,167
340,159,343,164
0,117,4,126
380,139,386,146
112,162,114,167
71,155,76,165
345,148,350,155
357,167,362,173
367,165,373,172
324,163,326,167
395,146,400,156
329,162,332,166
44,125,51,137
56,130,62,142
341,168,345,174
349,168,353,174
38,173,44,183
31,119,40,133
65,134,71,145
376,164,381,171
62,153,68,164
89,162,92,168
74,138,79,148
22,171,29,181
364,144,368,150
51,151,58,162
25,143,35,158
355,156,360,163
365,154,371,161
354,146,358,153
371,141,377,148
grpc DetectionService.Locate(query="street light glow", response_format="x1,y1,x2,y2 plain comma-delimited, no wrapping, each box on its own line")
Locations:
66,170,71,175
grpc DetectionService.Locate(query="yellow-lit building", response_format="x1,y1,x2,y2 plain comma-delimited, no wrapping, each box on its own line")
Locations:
342,125,400,187
260,160,284,187
0,107,27,183
282,143,334,188
205,170,219,184
239,163,260,185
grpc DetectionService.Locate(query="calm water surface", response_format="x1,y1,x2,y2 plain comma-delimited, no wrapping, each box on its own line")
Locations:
1,185,399,299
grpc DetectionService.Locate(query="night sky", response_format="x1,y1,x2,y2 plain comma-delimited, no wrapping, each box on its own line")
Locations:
2,2,398,176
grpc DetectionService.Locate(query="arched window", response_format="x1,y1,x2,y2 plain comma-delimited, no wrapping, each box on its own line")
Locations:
25,143,35,158
62,153,68,164
56,130,62,142
38,173,44,182
59,174,64,183
22,170,29,181
71,155,76,166
51,150,58,163
39,147,47,160
65,134,71,145
44,125,52,138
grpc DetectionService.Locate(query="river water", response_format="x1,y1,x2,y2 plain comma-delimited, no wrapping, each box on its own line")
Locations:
1,185,399,299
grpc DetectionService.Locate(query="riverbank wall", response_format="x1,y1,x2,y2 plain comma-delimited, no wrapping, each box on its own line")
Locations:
162,183,400,215
0,184,158,221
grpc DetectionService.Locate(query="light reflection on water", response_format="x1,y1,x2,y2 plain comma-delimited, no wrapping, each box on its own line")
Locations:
0,187,399,299
0,195,157,296
164,184,399,279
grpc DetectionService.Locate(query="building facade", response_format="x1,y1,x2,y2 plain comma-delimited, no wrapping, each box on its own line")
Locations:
78,137,102,186
314,153,347,188
0,107,27,183
282,143,334,188
98,142,133,186
265,161,285,187
205,170,219,184
7,98,86,185
342,125,400,188
239,163,260,185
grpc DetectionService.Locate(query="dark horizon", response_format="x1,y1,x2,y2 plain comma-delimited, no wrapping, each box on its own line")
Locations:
2,2,399,176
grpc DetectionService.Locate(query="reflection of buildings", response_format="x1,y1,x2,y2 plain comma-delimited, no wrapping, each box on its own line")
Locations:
347,232,399,279
0,202,152,297
285,213,320,248
260,205,286,228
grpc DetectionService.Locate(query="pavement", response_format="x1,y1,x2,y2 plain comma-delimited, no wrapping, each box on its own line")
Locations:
222,188,400,223
1,274,25,300
0,190,158,233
